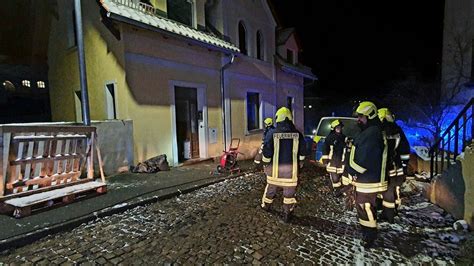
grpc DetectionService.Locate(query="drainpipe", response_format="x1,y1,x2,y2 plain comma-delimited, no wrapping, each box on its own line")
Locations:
74,0,91,126
220,54,235,149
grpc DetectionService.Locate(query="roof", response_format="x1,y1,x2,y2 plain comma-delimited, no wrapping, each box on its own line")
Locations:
276,28,295,46
275,55,317,80
99,0,239,53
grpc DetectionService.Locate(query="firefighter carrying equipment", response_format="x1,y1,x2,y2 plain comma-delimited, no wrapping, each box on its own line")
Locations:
378,108,394,123
330,119,344,130
275,107,293,122
356,101,378,120
264,117,274,127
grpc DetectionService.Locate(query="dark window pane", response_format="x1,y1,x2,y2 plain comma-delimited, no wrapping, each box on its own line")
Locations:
167,0,192,27
287,49,294,64
239,22,247,55
247,92,260,131
257,31,263,60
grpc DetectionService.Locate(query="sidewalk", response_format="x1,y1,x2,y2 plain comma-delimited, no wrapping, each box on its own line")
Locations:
0,160,255,251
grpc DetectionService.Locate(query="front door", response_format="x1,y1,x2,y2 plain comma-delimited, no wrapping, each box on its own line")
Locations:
175,87,199,162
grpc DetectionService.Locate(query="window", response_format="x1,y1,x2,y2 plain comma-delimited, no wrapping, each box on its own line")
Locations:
74,90,82,123
37,81,46,89
287,49,294,64
287,96,293,111
105,83,117,119
22,80,31,87
238,21,247,55
247,92,260,131
256,31,264,60
67,7,77,48
167,0,194,27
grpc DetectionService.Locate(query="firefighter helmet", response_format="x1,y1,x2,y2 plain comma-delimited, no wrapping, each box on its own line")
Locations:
356,101,378,120
264,118,273,127
378,108,394,122
275,107,293,123
330,119,343,130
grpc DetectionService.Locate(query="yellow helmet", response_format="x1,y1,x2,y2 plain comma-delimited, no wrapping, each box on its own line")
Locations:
378,108,394,122
264,117,273,127
356,101,378,120
275,107,293,123
330,119,343,130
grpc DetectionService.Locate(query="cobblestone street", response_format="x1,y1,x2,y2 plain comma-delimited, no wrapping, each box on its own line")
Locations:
0,165,471,264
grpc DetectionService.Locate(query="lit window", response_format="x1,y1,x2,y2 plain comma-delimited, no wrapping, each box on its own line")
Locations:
22,80,31,87
37,81,46,88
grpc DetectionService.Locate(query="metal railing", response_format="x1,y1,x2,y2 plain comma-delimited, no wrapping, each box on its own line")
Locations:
430,98,474,178
111,0,157,15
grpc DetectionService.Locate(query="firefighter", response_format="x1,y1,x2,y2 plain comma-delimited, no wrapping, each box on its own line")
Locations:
254,118,275,165
321,120,346,193
378,108,410,221
347,101,388,248
260,107,306,222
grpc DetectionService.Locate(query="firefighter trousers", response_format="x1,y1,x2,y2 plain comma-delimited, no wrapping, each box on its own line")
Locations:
355,191,378,242
329,172,342,189
379,175,406,222
261,184,297,214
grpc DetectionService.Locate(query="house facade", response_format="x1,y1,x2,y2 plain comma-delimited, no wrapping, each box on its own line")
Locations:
47,0,316,166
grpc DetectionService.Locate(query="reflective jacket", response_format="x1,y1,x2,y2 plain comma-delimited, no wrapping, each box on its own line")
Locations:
347,120,388,193
383,121,410,177
262,121,306,187
341,138,354,186
322,131,346,174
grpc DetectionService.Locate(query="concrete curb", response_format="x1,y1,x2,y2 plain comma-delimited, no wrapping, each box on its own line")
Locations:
0,170,259,252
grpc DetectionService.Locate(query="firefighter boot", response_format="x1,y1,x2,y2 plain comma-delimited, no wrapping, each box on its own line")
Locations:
261,203,271,212
282,211,293,223
361,227,377,249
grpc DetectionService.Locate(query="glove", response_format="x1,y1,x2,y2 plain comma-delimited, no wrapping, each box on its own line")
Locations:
343,185,355,211
402,161,409,175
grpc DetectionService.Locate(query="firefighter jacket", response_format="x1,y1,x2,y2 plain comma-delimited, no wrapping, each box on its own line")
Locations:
383,121,410,177
262,121,306,187
347,120,388,193
341,138,354,186
262,125,275,141
322,131,347,174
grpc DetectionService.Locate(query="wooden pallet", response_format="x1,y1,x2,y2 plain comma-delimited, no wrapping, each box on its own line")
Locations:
2,181,107,218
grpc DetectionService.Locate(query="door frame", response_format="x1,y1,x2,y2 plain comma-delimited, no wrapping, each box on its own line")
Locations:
169,80,208,166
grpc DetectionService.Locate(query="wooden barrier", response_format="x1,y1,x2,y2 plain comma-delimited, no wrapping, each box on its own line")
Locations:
0,125,106,218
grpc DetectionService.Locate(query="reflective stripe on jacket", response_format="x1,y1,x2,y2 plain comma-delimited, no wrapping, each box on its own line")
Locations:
348,122,388,193
262,121,305,187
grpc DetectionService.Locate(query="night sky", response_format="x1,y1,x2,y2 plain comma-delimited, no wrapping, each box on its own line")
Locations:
270,0,445,100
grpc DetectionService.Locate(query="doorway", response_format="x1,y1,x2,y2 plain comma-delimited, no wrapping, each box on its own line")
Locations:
175,87,200,162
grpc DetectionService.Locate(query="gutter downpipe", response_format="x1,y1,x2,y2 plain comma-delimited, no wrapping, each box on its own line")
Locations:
74,0,91,126
220,54,235,150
